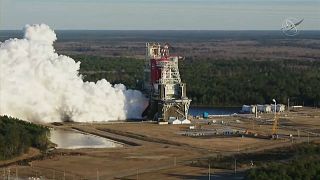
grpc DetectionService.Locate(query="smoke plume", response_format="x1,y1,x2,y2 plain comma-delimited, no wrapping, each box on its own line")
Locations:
0,24,147,123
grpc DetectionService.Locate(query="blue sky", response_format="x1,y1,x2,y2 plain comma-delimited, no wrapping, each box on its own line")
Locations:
0,0,319,30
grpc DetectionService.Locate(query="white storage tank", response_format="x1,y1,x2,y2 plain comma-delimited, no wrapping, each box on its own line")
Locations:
264,104,272,113
171,119,182,125
242,105,256,114
169,117,181,124
257,104,264,112
277,104,285,112
257,104,271,113
271,104,285,112
181,119,191,124
242,105,250,113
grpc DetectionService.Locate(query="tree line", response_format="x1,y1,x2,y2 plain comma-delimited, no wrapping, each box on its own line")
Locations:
190,141,320,179
246,143,320,180
181,58,320,107
72,55,320,107
0,116,49,160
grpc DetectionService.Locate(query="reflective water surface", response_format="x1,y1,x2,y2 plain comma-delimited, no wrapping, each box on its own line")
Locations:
50,129,123,149
189,107,241,116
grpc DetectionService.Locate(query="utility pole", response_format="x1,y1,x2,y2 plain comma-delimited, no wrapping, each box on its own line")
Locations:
273,99,277,119
15,167,17,180
136,169,139,180
272,99,277,136
97,169,99,180
208,163,211,180
255,105,258,118
8,168,10,180
234,158,237,175
288,98,290,113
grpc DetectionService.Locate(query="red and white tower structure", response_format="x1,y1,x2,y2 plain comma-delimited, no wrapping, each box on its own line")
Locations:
142,43,191,122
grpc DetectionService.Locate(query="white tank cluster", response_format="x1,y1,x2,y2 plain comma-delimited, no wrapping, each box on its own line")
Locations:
242,104,285,114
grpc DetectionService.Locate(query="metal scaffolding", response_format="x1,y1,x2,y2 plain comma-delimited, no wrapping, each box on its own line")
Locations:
142,43,191,122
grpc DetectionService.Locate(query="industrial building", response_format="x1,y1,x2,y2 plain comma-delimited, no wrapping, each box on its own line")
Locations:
142,43,191,123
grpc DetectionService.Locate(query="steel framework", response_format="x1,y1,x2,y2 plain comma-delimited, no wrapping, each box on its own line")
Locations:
142,43,191,122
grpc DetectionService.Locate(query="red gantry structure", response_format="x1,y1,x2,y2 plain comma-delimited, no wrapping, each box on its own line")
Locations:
142,43,191,123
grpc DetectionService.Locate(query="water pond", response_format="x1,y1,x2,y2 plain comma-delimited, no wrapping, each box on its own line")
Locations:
50,129,123,149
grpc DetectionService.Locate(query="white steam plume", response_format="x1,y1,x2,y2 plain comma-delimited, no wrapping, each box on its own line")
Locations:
0,24,147,123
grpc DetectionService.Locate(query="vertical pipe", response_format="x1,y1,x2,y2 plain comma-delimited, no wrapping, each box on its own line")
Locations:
208,163,211,180
234,159,237,175
288,98,290,113
274,101,277,118
136,169,139,180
